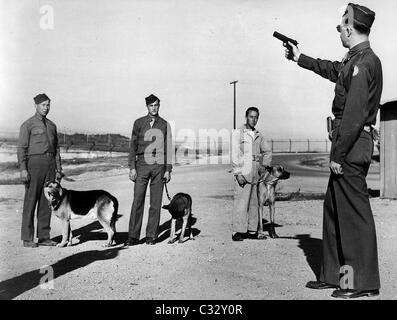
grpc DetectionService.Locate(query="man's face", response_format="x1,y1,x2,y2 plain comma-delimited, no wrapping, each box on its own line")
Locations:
246,110,259,129
147,100,160,116
338,23,350,48
337,10,353,48
35,100,50,117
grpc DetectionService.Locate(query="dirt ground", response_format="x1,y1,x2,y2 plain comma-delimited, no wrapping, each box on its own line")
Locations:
0,156,396,300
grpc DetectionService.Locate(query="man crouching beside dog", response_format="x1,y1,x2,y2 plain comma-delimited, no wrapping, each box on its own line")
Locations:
231,107,272,241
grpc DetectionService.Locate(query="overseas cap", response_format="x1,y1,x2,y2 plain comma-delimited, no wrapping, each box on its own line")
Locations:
145,94,160,105
33,93,50,104
346,3,375,29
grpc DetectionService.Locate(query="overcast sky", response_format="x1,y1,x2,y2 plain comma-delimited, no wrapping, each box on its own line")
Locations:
1,0,396,140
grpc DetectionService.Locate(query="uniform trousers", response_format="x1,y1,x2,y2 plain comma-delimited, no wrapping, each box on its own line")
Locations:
128,163,165,240
21,155,55,241
319,131,380,290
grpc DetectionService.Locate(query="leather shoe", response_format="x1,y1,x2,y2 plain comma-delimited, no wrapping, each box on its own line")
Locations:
23,240,38,248
37,239,57,246
247,232,267,240
331,289,379,299
306,280,339,290
145,237,156,245
232,232,244,241
124,238,139,246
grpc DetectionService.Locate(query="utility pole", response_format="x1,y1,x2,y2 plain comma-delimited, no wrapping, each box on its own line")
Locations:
230,80,238,129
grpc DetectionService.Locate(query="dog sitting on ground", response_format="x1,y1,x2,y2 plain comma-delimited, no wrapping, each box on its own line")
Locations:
162,193,195,244
257,165,290,239
43,181,118,247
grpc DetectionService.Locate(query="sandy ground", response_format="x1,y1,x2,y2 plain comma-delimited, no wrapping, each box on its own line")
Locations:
0,156,396,300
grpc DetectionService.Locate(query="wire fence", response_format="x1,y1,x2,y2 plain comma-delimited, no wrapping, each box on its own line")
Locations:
0,130,330,165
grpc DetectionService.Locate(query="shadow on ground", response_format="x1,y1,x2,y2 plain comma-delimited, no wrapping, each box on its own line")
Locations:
0,245,126,300
296,234,323,280
51,214,126,246
157,217,201,243
207,193,325,201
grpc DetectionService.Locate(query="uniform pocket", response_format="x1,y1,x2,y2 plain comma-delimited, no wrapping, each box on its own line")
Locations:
345,133,372,166
31,127,47,143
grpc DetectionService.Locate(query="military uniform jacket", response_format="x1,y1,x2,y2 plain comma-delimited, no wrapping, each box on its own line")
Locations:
17,113,62,171
298,41,383,164
128,114,173,172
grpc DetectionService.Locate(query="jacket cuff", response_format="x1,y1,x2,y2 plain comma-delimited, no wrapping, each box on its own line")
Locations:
297,54,314,69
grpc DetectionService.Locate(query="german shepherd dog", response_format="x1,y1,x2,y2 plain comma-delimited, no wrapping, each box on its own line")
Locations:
162,193,195,244
43,181,118,247
257,165,290,238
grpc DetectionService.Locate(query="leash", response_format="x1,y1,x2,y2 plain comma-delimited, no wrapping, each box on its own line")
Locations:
163,179,172,201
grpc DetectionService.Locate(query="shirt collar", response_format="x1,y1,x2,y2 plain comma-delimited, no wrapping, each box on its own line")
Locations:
348,41,370,59
146,114,158,124
241,124,257,133
34,112,46,121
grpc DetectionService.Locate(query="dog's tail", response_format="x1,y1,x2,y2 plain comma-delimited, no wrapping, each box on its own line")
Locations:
109,195,119,225
162,204,170,210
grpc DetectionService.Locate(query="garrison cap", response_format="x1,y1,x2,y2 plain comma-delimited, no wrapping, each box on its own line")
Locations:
346,3,375,29
33,93,50,104
145,94,160,105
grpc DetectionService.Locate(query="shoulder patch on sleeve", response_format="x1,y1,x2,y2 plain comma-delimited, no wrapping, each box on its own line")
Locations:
352,65,359,77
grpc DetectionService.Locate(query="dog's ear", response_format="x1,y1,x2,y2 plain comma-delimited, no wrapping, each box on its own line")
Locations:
266,166,273,172
44,181,52,188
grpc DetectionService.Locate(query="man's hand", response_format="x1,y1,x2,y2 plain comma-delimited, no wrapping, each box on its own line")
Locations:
163,171,171,183
55,170,64,182
236,175,247,188
284,41,301,62
329,161,343,175
129,168,137,182
20,170,30,184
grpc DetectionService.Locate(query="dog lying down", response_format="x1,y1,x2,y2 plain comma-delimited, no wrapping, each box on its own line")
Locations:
44,181,118,247
162,193,196,244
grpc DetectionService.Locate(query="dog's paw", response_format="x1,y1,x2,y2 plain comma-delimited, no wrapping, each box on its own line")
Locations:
269,232,279,239
178,238,184,244
257,232,267,240
168,239,176,244
57,242,67,248
103,242,113,248
67,241,72,247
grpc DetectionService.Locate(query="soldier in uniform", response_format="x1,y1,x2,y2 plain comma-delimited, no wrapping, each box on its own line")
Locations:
18,93,63,247
231,107,272,241
285,3,382,298
125,94,172,246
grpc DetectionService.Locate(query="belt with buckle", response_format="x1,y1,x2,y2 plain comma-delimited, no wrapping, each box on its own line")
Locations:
28,152,55,158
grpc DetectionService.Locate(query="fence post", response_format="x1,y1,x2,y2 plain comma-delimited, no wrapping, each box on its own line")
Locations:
307,139,310,152
289,139,292,153
325,139,328,153
271,139,274,152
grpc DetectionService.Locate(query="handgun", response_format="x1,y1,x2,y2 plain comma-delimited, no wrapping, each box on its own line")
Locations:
273,31,299,60
326,116,333,141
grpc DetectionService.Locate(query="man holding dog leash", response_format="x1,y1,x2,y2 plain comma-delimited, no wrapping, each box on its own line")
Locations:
18,93,63,248
284,3,382,298
125,94,172,246
231,107,272,241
